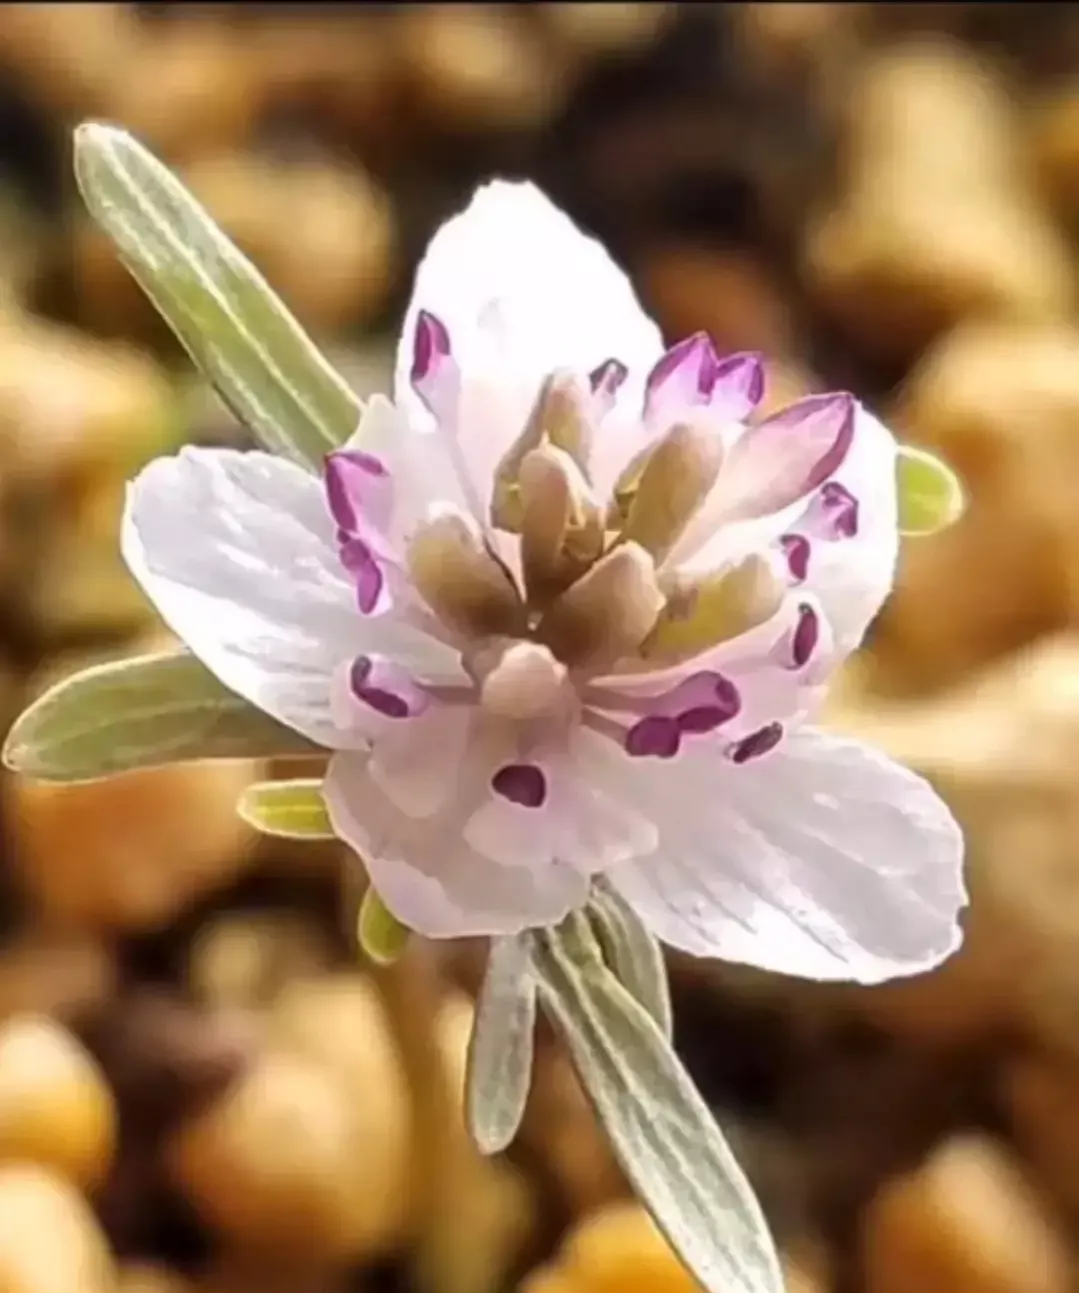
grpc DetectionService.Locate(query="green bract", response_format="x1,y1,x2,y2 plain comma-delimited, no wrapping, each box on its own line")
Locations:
237,778,335,839
3,649,315,783
897,444,965,537
73,123,360,471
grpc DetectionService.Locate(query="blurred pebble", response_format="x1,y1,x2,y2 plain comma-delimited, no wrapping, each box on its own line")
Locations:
0,1013,115,1187
0,1163,114,1293
861,1135,1071,1293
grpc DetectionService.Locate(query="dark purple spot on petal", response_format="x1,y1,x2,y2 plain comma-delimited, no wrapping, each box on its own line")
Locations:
590,358,629,398
791,603,819,668
675,673,742,734
820,481,859,538
678,706,731,735
339,540,383,614
625,715,681,759
350,655,412,719
780,534,810,582
729,722,784,765
491,763,548,808
411,310,451,384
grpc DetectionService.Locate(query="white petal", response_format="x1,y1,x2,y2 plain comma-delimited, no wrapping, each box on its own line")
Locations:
394,181,663,442
796,403,899,656
122,446,455,749
609,727,966,984
343,394,474,536
325,749,590,937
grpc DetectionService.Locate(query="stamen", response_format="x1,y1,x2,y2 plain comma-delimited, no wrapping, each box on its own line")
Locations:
518,444,605,603
491,371,594,531
618,421,725,563
641,555,784,664
538,542,664,670
478,641,569,721
407,510,525,641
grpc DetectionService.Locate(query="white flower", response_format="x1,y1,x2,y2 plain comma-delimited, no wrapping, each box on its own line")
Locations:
122,181,966,984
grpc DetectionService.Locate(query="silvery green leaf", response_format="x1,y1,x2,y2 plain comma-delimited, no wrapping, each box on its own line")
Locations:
533,916,783,1293
237,778,334,839
3,649,317,782
465,932,537,1155
73,123,361,470
358,887,411,966
897,444,965,537
588,878,673,1039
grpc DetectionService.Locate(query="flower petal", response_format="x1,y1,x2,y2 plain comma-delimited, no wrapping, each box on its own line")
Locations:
784,402,899,656
325,749,590,937
394,181,663,449
608,727,966,984
716,393,856,525
121,446,456,748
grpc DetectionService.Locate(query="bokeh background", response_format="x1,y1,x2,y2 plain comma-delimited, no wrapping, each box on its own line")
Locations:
0,3,1076,1292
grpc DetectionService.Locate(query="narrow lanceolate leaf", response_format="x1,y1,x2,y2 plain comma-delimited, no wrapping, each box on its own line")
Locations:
533,916,783,1293
896,445,965,537
72,123,361,471
358,887,411,966
3,649,317,783
466,933,537,1155
588,878,673,1039
237,778,334,839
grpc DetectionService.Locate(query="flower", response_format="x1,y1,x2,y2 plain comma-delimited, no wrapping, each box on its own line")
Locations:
122,181,965,984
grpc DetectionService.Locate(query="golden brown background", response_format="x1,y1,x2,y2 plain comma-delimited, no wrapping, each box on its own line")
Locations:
0,4,1072,1293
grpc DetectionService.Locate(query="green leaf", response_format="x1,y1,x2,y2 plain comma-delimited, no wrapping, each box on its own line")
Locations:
72,123,361,471
3,649,317,782
237,778,334,839
588,878,673,1039
533,916,783,1293
897,445,965,537
358,887,411,966
466,933,537,1155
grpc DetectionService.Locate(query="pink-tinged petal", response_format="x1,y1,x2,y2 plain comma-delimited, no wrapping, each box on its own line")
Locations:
797,481,859,540
784,403,898,657
646,341,765,435
609,727,966,984
779,533,810,583
466,725,658,874
716,392,855,526
394,181,663,444
409,309,460,429
325,749,590,938
411,309,451,385
324,449,392,538
343,392,483,542
644,333,717,418
122,447,459,750
710,351,766,423
590,358,629,416
350,654,431,720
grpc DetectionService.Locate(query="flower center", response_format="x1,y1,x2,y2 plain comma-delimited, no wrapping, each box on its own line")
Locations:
473,640,571,721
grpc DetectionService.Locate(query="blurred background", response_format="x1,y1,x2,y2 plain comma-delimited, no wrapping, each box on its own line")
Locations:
0,3,1078,1292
